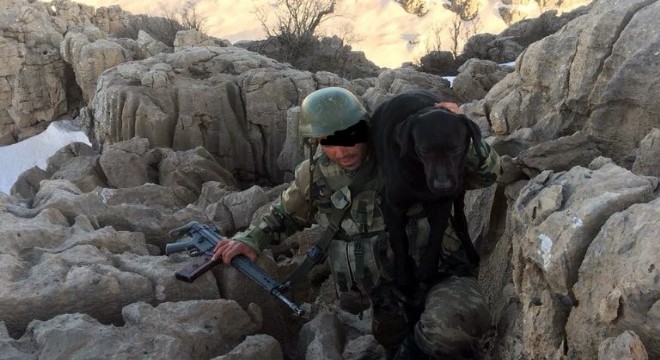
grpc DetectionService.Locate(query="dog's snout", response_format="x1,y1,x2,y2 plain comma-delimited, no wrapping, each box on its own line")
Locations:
431,178,454,193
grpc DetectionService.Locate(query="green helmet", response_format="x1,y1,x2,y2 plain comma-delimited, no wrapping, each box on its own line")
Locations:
299,87,368,138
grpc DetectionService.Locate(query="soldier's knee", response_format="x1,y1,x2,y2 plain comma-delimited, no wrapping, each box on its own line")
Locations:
414,276,492,358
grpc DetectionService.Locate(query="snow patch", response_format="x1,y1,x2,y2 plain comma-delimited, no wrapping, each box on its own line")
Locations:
0,119,91,195
571,216,583,229
538,233,553,267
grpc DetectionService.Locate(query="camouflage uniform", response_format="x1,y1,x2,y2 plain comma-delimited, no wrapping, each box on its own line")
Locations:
234,140,502,358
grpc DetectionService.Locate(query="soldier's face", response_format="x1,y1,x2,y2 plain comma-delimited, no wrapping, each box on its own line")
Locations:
320,141,368,170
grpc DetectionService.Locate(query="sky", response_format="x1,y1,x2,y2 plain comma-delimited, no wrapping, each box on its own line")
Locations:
72,0,524,68
0,120,90,195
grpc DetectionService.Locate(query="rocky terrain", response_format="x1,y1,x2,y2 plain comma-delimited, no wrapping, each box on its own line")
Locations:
0,0,658,359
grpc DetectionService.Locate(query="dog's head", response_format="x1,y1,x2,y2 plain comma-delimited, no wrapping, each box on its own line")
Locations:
395,108,486,196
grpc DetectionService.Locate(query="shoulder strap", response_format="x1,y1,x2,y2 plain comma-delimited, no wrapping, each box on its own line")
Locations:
282,157,377,288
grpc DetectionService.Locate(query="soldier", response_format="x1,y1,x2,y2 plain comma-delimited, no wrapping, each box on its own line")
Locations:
212,87,501,359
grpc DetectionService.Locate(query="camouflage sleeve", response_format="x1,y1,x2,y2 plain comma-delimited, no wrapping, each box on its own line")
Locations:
463,138,503,190
233,160,315,254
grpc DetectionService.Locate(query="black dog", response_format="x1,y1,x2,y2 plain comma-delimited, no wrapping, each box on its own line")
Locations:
370,90,486,294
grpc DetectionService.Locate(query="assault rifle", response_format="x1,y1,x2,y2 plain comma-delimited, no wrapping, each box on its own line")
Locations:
166,221,305,316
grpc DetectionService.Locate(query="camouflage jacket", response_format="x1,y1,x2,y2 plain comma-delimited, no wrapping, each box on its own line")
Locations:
233,139,502,264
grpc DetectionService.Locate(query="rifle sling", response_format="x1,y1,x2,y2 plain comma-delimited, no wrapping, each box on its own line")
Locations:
283,157,376,287
450,190,480,266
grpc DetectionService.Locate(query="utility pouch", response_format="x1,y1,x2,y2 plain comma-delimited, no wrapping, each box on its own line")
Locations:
339,288,371,315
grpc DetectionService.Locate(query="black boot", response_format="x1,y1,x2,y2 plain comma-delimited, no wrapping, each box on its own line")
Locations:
392,334,430,360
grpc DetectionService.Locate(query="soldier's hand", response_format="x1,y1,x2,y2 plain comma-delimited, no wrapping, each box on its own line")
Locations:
212,239,258,265
434,101,462,114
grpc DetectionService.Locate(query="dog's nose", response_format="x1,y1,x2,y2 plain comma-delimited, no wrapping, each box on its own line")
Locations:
432,179,453,192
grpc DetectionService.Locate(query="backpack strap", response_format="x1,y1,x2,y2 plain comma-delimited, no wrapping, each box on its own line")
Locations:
281,157,377,289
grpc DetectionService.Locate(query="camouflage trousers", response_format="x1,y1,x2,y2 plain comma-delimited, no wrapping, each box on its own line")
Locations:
370,276,491,359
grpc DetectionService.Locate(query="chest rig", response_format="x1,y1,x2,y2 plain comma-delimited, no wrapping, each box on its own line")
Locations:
308,153,393,299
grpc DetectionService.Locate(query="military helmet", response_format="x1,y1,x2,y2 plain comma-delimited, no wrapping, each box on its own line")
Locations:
299,87,368,138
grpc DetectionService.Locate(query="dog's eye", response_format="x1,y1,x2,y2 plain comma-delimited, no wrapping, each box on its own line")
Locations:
451,148,463,156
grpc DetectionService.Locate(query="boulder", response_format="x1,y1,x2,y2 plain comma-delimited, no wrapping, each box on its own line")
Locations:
342,335,388,360
173,29,229,51
99,137,156,188
508,158,658,358
137,30,172,58
60,25,132,103
212,334,283,360
298,311,346,360
0,209,218,337
597,331,649,360
632,128,660,177
0,299,258,359
566,198,660,359
452,59,512,102
517,131,602,177
485,0,660,165
90,46,315,184
5,179,202,246
361,68,454,112
0,1,69,145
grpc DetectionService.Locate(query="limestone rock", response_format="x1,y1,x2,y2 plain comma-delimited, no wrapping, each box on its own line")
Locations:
565,198,660,359
173,29,229,51
509,159,657,359
298,311,346,360
517,131,602,177
597,331,649,360
0,299,258,359
213,256,307,360
485,0,660,165
205,185,270,234
277,106,306,181
0,1,69,145
342,335,388,360
5,179,202,246
10,166,48,200
137,30,172,58
498,0,590,25
99,137,156,188
453,59,512,102
50,0,95,27
632,128,660,177
362,68,454,113
213,334,283,360
90,46,313,184
92,5,129,34
157,146,238,195
60,25,132,103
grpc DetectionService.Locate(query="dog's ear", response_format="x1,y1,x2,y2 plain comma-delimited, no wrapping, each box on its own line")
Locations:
394,115,415,157
461,115,487,162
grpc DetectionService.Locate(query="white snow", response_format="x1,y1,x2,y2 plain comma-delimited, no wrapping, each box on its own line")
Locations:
0,119,91,195
538,233,553,267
